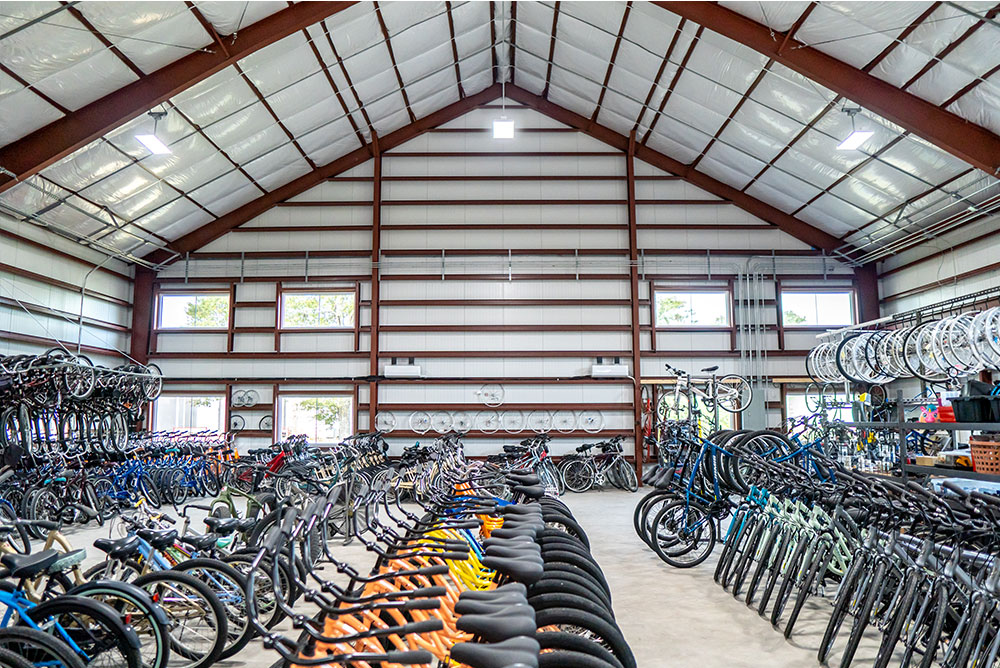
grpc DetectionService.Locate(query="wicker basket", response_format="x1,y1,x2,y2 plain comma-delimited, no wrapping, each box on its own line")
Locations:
969,439,1000,474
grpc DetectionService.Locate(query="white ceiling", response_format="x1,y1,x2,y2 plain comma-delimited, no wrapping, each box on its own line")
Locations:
0,1,997,268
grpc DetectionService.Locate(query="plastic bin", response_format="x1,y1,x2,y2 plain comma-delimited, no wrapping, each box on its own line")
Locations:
951,396,991,422
988,396,1000,422
970,438,1000,474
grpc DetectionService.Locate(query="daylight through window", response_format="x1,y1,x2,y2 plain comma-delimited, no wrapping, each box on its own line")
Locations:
281,292,356,328
654,291,730,327
781,291,854,327
153,395,225,432
278,395,353,444
157,293,229,329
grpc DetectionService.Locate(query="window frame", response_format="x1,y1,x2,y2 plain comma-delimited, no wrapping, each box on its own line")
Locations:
276,392,355,445
651,286,734,330
278,288,357,331
151,392,227,433
154,289,231,331
779,288,857,329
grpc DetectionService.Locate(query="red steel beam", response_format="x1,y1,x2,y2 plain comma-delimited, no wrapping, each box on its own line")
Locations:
656,2,1000,175
445,1,465,99
145,83,504,265
541,1,561,98
506,85,846,254
591,2,632,123
130,267,155,364
369,131,382,431
626,130,644,476
374,2,416,123
0,2,356,195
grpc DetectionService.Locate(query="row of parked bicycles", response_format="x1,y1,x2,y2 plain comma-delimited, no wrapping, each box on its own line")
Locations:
807,306,1000,386
245,432,636,668
1,350,163,461
1,423,636,668
635,407,1000,667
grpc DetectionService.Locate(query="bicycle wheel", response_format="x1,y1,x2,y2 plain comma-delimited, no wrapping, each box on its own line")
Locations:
651,500,717,568
533,608,636,668
131,571,227,668
561,460,594,493
138,474,160,508
0,500,29,554
614,459,638,492
172,559,253,659
0,647,34,668
717,375,753,413
20,595,142,668
68,580,171,668
0,627,86,668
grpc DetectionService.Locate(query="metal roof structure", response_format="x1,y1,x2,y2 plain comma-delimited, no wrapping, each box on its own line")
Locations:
1,1,998,270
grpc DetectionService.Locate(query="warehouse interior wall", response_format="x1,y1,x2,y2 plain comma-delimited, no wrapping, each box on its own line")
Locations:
0,214,133,369
130,101,860,456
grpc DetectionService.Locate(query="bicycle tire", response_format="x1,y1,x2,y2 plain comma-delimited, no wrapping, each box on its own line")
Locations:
0,626,86,668
532,572,612,612
562,459,594,493
756,527,800,615
138,474,160,508
535,631,624,668
528,579,612,614
916,584,949,668
67,580,171,668
744,523,784,606
172,559,253,659
0,647,34,668
778,537,828,634
839,558,888,668
528,593,616,626
818,551,867,663
132,570,227,668
0,500,29,554
533,608,635,668
541,550,611,597
872,572,920,668
730,518,768,596
20,594,142,668
651,500,717,569
537,651,618,668
542,513,591,549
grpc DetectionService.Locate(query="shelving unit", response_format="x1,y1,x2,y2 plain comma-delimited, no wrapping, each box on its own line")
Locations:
840,390,1000,482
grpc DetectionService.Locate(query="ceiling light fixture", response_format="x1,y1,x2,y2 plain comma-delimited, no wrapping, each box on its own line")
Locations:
136,110,171,155
836,107,873,151
493,76,514,139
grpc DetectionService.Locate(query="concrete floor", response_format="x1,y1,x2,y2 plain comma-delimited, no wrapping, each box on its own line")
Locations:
43,491,885,668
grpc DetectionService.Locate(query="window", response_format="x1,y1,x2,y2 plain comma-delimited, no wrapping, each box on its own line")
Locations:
153,395,225,432
784,391,851,423
781,291,854,327
281,292,355,328
654,290,730,327
157,293,229,329
278,395,353,443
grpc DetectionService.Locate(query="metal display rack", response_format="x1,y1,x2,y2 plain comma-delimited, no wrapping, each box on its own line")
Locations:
840,390,1000,482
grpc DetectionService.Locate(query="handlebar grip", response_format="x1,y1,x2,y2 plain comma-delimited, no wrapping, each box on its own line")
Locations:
971,490,1000,506
432,551,470,561
409,565,449,578
941,480,968,496
906,480,931,496
410,586,448,598
402,598,442,611
384,651,435,665
279,507,300,535
160,514,177,525
401,620,445,635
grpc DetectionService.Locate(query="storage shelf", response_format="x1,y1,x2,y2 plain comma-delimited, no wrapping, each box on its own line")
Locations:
385,429,630,439
229,404,272,412
232,430,273,438
902,464,1000,482
841,421,1000,431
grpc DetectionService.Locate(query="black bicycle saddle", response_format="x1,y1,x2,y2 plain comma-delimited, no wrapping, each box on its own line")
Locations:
512,485,544,500
488,527,538,540
455,594,529,616
500,505,543,516
136,528,179,550
203,516,240,535
1,550,61,579
482,554,544,584
484,543,541,559
180,534,218,552
450,636,540,668
458,583,527,601
456,608,538,643
94,535,142,560
506,473,541,486
701,365,719,373
482,535,535,549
